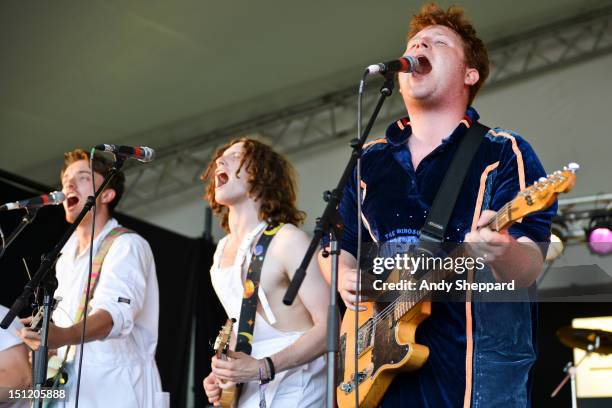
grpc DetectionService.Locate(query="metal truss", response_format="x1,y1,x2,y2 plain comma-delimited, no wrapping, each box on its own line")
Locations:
554,193,612,241
118,6,612,211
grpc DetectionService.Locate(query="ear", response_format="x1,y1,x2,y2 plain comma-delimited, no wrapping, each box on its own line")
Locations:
100,188,116,207
464,67,479,86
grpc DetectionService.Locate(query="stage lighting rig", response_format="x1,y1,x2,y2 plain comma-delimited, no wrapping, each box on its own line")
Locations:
585,212,612,256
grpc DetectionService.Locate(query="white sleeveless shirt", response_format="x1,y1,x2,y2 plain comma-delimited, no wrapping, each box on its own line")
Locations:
210,222,325,408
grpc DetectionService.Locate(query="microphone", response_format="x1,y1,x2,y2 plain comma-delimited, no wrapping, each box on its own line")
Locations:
366,56,429,76
94,144,156,163
0,191,65,211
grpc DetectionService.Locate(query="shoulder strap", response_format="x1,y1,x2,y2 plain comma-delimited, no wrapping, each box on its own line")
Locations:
74,226,134,322
420,122,490,244
235,224,284,355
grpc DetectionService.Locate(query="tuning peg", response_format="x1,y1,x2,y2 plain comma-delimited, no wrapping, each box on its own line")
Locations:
567,162,580,171
538,177,547,182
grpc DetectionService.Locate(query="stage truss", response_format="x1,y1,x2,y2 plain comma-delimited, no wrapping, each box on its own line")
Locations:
118,6,612,211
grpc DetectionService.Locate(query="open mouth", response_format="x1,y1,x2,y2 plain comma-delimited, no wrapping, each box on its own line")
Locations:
66,195,79,209
215,171,229,189
415,56,432,75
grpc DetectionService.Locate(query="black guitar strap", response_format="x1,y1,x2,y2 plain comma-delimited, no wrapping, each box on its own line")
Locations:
235,223,284,355
419,122,490,244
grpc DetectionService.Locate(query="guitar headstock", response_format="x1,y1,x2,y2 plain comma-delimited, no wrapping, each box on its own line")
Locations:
213,318,235,356
505,163,578,225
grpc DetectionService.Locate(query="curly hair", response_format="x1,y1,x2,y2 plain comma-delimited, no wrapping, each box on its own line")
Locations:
408,3,489,105
202,138,306,233
60,148,126,213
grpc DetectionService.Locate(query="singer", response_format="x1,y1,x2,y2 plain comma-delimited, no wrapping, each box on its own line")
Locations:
200,138,328,407
320,3,555,407
17,149,168,407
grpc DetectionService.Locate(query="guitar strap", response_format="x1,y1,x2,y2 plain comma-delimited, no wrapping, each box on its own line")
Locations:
419,122,490,244
74,226,134,322
59,227,134,373
235,223,284,355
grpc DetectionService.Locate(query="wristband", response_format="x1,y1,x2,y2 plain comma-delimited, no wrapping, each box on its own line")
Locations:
264,357,275,381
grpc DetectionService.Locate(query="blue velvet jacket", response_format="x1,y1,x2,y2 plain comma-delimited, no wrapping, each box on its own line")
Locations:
339,108,556,407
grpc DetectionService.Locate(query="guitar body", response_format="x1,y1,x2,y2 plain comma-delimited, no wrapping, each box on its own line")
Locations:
218,383,238,408
337,301,431,408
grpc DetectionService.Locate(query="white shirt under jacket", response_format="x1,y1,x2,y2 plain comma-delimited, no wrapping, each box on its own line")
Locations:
53,218,169,408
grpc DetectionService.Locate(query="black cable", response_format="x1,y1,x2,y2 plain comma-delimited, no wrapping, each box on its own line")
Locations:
353,70,369,408
74,149,98,408
0,222,5,259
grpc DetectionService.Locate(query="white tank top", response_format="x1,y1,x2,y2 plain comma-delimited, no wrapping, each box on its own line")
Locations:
209,222,326,407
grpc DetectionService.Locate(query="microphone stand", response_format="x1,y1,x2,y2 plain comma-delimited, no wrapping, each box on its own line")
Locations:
0,157,126,408
0,207,39,259
283,72,395,408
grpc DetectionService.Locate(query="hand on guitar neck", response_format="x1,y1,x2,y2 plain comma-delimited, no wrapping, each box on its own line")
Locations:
465,209,544,287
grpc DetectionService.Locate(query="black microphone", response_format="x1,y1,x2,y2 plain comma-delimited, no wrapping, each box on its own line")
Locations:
0,191,65,211
94,144,156,163
366,56,429,76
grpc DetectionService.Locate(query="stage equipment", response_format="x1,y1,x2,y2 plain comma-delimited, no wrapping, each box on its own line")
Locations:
365,55,430,76
546,231,565,262
586,216,612,256
552,318,612,406
282,59,400,408
557,327,612,354
0,191,65,212
551,194,612,257
94,144,156,163
0,191,65,259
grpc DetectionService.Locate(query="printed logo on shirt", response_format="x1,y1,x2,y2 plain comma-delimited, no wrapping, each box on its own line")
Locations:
118,297,131,304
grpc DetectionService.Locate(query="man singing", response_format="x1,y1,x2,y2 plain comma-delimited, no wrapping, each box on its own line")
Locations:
201,138,328,407
18,149,168,407
321,3,555,407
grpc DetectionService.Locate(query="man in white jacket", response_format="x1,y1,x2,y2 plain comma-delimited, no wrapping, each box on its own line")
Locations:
18,149,168,408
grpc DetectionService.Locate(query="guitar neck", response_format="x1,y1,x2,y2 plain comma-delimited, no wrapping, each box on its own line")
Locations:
481,201,516,232
393,268,450,318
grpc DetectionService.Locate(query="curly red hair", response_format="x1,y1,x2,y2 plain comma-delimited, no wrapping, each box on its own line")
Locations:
202,138,306,233
408,3,489,105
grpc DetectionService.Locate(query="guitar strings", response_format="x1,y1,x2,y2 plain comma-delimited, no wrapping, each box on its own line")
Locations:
357,206,513,336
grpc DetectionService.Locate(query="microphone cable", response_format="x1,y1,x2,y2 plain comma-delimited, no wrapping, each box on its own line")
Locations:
74,147,98,408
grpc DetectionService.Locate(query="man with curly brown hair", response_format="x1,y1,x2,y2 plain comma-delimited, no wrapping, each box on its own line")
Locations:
201,138,329,407
321,3,555,407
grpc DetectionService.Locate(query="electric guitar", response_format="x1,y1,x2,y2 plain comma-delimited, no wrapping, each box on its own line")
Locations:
213,318,239,408
29,297,68,385
337,163,579,408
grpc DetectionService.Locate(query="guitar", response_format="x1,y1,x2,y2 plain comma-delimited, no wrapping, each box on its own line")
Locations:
337,163,579,408
29,296,69,386
213,318,239,408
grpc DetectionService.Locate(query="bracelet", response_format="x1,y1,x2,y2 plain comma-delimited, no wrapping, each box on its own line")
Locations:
259,360,271,384
264,357,275,381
